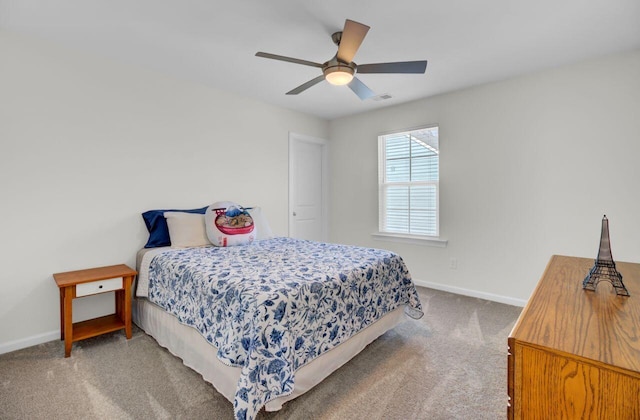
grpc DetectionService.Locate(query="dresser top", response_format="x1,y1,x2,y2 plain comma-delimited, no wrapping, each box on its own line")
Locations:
510,255,640,374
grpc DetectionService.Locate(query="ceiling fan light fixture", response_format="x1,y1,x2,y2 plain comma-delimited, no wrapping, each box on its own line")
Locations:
324,65,354,86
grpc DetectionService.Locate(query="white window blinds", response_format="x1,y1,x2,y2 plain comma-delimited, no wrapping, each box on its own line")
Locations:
378,126,439,237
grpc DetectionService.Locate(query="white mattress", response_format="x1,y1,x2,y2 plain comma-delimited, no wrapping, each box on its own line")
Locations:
132,296,406,411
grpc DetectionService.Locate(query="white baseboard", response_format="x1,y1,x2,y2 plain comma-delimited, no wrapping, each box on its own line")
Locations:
1,281,526,355
0,330,59,355
413,279,527,307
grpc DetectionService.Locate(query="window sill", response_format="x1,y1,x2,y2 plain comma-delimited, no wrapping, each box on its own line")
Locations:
371,232,448,247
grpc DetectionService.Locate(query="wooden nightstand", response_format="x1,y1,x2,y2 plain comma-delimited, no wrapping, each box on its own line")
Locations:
53,264,137,357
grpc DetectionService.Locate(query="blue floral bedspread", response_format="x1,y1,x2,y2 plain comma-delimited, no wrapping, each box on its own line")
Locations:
146,237,423,420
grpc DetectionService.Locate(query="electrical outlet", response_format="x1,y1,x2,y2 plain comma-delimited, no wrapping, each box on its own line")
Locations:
449,258,458,270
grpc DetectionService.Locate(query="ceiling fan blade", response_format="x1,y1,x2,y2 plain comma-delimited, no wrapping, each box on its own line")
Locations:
348,77,376,100
336,19,370,63
256,52,323,68
286,75,326,95
358,61,428,74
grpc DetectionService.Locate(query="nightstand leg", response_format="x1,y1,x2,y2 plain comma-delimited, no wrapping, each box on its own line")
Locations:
59,288,65,341
124,276,132,339
63,286,73,357
115,290,122,321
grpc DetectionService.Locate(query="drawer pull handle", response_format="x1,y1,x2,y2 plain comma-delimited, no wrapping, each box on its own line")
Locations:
99,285,103,289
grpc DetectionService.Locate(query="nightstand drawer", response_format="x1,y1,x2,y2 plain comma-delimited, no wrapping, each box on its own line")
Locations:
76,277,123,297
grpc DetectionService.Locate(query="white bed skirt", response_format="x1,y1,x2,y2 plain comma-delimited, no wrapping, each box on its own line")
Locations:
132,297,407,412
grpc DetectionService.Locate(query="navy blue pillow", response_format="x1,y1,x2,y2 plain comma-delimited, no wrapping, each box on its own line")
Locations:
142,206,208,248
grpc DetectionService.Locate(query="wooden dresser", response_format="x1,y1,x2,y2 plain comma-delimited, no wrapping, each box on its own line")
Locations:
508,255,640,419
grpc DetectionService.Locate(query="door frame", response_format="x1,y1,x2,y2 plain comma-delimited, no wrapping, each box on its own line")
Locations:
288,132,329,241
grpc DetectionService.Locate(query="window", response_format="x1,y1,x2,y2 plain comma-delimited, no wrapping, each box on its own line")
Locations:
378,126,439,238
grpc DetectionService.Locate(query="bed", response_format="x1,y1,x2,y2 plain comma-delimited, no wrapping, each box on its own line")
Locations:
133,236,423,420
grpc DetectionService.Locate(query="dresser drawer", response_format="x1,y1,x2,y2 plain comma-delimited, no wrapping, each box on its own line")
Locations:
76,277,123,297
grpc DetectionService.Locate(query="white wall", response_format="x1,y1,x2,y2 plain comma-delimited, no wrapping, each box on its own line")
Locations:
2,28,639,353
329,48,640,305
0,31,328,351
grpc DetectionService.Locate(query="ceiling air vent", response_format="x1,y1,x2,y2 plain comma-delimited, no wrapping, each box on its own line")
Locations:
370,93,393,101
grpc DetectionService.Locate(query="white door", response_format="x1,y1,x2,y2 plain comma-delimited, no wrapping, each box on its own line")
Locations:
289,133,328,241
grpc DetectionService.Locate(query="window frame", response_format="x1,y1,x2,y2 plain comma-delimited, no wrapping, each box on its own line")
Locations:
375,125,446,247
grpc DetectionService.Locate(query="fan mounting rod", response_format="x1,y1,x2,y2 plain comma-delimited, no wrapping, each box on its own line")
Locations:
331,31,343,46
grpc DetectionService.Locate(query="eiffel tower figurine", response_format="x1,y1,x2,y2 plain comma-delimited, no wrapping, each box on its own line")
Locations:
583,215,630,296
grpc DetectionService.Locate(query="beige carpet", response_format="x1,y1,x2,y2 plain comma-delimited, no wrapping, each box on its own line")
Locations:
0,287,521,419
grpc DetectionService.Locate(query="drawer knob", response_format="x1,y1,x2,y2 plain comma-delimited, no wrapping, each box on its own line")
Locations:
99,285,103,289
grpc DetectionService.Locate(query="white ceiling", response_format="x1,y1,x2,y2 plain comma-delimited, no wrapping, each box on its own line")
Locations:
1,0,639,120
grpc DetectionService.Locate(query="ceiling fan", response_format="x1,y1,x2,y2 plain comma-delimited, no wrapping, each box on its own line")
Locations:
256,19,428,100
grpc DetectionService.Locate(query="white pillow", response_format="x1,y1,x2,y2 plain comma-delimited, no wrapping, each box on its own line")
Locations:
164,212,211,248
247,207,274,240
205,201,257,247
